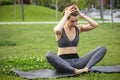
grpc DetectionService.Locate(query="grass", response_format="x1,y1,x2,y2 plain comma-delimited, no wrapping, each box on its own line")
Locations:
0,5,62,22
0,23,120,80
0,5,102,22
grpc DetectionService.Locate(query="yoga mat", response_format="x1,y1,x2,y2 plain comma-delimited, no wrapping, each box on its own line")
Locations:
11,65,120,79
11,69,76,79
90,65,120,73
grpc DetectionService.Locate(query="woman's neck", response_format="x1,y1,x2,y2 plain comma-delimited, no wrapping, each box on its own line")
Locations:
64,24,74,31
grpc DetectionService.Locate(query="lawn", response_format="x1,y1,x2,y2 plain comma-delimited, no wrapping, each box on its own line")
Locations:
0,5,101,22
0,23,120,80
0,5,62,22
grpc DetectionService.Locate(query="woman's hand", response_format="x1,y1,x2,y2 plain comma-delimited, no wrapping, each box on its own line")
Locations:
54,5,76,34
73,4,85,18
64,5,77,17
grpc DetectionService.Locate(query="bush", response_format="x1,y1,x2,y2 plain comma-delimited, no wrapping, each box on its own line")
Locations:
0,0,13,5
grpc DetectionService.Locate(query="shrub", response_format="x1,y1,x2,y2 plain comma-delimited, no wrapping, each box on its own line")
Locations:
0,0,13,5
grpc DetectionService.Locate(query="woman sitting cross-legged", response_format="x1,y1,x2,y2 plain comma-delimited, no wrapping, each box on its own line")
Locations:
46,4,106,74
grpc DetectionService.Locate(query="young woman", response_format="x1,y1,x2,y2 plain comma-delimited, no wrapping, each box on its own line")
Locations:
46,4,106,74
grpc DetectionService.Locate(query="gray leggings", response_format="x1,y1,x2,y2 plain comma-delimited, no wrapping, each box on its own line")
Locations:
46,46,106,73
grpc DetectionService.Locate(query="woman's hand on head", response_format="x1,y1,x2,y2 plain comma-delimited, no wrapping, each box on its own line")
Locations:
73,4,84,18
64,5,76,17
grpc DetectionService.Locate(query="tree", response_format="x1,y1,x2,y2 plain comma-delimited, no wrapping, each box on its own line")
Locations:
114,0,120,8
15,0,30,4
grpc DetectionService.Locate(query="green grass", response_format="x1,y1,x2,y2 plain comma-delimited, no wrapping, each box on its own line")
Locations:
0,5,62,22
0,23,120,80
0,5,101,22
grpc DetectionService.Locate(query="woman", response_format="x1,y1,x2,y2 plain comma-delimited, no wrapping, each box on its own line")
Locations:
46,4,106,74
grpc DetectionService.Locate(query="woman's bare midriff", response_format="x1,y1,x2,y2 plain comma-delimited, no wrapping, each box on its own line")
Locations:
57,47,78,55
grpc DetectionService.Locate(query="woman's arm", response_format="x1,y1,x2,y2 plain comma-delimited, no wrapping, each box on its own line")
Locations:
54,5,75,35
54,15,68,35
74,5,98,32
78,13,98,32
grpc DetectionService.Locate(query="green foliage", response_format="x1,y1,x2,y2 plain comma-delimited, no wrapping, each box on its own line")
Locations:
114,0,120,8
0,57,51,75
0,0,13,5
0,23,120,80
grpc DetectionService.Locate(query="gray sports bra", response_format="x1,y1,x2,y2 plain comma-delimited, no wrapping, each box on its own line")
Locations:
57,26,80,48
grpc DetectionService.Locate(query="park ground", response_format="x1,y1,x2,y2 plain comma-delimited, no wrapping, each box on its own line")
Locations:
0,23,120,80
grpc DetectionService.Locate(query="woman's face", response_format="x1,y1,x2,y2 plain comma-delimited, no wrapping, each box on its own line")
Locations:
67,16,78,27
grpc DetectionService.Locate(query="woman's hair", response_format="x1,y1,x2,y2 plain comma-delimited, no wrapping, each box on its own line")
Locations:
62,7,79,19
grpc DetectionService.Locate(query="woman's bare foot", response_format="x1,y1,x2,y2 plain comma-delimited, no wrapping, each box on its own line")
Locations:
83,67,89,73
74,69,84,74
74,67,89,74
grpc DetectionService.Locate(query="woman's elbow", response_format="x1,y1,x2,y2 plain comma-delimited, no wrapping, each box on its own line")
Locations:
53,27,60,34
93,22,99,28
53,27,56,32
53,27,59,32
96,22,99,27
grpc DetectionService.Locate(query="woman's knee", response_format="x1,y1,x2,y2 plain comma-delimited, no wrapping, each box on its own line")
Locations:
46,51,55,59
98,45,107,54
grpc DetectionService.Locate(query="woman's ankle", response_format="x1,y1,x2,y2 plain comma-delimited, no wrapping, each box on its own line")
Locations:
74,69,84,74
83,67,89,72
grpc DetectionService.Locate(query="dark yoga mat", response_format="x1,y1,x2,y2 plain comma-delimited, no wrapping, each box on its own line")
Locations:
11,65,120,79
11,69,76,79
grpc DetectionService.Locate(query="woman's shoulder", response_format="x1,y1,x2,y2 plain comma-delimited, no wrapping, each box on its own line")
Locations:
76,25,83,33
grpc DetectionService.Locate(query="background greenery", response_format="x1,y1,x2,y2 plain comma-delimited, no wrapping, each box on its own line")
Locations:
0,0,120,11
0,23,120,80
0,5,62,22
